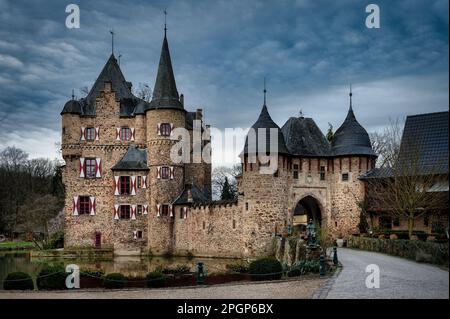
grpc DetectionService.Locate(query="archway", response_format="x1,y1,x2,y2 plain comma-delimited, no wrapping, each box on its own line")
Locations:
292,196,322,236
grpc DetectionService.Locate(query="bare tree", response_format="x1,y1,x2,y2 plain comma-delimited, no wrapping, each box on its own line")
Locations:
133,82,152,102
211,164,242,200
79,86,89,96
369,118,403,168
365,141,447,239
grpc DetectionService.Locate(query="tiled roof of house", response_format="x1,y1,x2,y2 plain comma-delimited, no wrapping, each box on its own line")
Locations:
173,183,209,205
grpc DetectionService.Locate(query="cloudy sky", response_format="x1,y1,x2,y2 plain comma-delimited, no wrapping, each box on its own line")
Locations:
0,0,448,165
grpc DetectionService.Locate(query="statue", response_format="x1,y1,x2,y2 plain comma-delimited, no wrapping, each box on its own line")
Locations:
306,218,317,247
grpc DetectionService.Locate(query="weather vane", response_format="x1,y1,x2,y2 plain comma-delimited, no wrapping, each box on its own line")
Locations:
263,77,267,105
164,9,167,35
110,29,115,55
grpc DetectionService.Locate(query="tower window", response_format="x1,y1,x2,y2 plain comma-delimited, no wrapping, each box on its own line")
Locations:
84,158,96,179
79,196,90,215
342,173,349,182
137,231,143,239
120,176,131,195
120,205,131,219
232,220,236,229
320,166,326,181
161,166,170,179
120,127,132,141
160,123,171,136
85,127,95,141
293,164,299,179
161,204,169,217
245,202,249,211
137,205,142,214
202,221,206,230
137,176,142,188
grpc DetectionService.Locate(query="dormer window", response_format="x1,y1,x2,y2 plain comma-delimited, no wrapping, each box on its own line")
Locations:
342,173,349,182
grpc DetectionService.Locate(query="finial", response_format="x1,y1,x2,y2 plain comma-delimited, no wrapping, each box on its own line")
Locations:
263,77,267,106
349,83,353,110
299,108,303,118
110,29,115,55
118,53,122,66
164,9,167,36
71,89,75,100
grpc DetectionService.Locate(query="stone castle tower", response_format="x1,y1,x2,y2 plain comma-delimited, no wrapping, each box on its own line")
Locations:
61,27,376,258
61,29,211,254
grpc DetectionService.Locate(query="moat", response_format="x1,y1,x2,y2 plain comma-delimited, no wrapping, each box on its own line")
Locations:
0,251,240,289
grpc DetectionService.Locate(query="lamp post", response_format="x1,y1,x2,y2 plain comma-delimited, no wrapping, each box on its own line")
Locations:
196,261,205,285
319,255,326,277
333,247,338,266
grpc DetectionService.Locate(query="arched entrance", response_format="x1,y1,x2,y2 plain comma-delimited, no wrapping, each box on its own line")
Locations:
293,196,322,235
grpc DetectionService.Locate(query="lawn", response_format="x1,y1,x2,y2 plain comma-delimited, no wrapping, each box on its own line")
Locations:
0,241,36,250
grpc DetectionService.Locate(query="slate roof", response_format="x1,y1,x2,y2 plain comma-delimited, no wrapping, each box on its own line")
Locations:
147,34,183,110
331,105,376,157
61,54,143,117
281,116,331,157
111,145,149,171
397,111,448,175
173,183,209,205
242,104,289,155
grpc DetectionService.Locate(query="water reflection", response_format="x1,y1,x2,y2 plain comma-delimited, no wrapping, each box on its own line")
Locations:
0,251,240,288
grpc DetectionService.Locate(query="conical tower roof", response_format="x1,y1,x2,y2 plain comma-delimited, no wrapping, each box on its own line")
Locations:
148,33,183,110
331,91,375,157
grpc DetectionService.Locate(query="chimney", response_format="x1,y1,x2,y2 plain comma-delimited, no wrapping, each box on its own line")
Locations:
180,94,184,107
196,108,203,121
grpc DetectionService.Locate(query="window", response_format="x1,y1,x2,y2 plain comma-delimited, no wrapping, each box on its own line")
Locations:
85,127,95,141
232,220,236,229
137,231,143,239
120,205,131,219
245,202,249,211
137,205,142,215
120,176,131,195
137,176,142,188
424,214,429,227
161,166,170,179
293,164,299,179
161,204,169,217
342,173,349,182
393,217,400,227
79,196,90,215
120,127,131,141
379,215,392,229
202,221,206,230
62,127,66,135
320,166,326,181
160,123,171,136
84,158,96,179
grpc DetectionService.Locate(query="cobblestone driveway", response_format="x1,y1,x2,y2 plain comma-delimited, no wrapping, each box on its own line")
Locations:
325,248,449,299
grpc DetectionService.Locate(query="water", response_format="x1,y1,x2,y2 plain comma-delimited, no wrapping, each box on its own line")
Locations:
0,251,241,289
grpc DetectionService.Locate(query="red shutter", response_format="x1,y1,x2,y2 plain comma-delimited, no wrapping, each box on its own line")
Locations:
131,176,136,195
95,127,100,141
156,203,161,217
142,176,147,189
80,127,85,141
157,123,161,135
170,123,174,136
131,205,136,220
90,196,96,215
114,176,120,195
156,166,161,179
131,128,135,141
114,204,119,220
73,196,79,215
169,166,174,180
169,204,173,217
143,204,148,215
116,128,121,141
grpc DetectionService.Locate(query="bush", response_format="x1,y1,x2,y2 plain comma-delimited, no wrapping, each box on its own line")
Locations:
3,272,34,290
103,273,125,289
160,265,190,275
226,262,249,274
287,260,320,277
248,258,282,281
146,272,166,288
36,264,66,290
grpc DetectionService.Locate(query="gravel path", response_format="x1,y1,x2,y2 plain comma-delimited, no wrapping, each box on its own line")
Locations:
0,277,322,299
325,248,449,299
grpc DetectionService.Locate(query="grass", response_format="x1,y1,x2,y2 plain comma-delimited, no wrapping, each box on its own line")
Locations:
0,241,36,250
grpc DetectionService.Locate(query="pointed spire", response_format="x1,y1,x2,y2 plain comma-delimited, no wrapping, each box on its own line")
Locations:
263,77,267,106
110,30,115,55
149,16,183,109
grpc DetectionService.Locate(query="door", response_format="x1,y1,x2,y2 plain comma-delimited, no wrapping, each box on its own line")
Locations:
94,232,101,248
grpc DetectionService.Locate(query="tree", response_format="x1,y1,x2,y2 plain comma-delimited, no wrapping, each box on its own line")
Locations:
220,177,235,200
212,164,241,200
369,118,403,168
364,130,447,239
133,82,152,102
326,123,334,142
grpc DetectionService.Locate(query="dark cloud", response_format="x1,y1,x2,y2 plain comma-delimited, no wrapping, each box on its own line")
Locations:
0,0,448,162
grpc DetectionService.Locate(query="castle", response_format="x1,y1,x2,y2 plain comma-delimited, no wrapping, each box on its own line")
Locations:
61,29,376,258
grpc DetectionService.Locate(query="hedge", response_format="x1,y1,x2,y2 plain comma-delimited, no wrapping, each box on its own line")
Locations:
348,236,449,266
3,272,34,290
248,258,282,281
36,264,66,290
103,273,125,289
